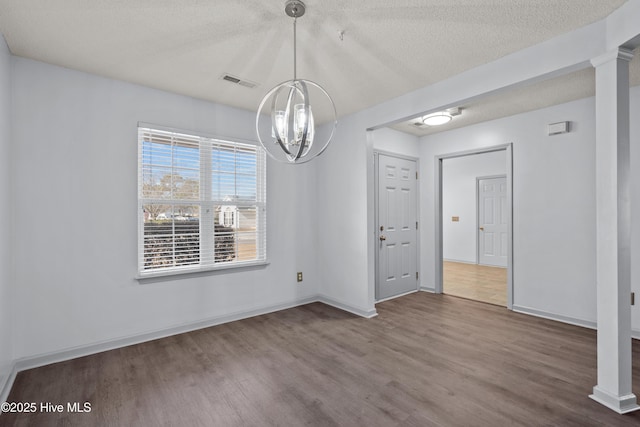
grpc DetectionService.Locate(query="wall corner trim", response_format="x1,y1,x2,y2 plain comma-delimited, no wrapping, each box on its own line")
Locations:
0,364,18,405
317,295,378,318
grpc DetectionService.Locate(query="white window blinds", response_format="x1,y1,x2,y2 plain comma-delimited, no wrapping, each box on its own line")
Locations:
138,125,266,276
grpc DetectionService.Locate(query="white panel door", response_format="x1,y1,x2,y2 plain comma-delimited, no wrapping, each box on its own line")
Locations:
478,176,507,267
376,154,418,300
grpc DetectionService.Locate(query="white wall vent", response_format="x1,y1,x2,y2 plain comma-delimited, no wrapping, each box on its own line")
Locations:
220,73,257,89
548,121,570,136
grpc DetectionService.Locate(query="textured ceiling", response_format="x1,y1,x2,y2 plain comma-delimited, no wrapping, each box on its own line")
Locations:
0,0,632,133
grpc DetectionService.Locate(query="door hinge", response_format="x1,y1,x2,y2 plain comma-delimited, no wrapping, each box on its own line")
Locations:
416,221,418,230
416,272,419,280
416,172,418,179
632,292,636,306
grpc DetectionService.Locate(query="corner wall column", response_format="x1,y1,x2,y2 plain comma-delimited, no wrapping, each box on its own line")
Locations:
589,47,639,414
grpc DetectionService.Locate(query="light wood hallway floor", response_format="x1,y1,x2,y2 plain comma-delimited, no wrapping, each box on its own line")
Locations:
443,260,507,306
4,292,640,426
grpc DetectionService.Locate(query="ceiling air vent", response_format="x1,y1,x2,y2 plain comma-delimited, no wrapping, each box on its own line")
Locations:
221,73,257,89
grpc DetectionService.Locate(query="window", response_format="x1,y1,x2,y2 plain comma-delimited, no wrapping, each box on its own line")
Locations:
138,125,266,276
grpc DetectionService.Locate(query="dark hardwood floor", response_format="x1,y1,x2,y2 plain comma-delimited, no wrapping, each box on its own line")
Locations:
3,292,640,426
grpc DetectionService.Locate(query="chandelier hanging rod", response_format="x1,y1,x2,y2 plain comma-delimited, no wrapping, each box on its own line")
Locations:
286,0,305,80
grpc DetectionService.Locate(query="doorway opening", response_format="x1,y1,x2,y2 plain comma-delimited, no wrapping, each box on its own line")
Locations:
436,145,513,309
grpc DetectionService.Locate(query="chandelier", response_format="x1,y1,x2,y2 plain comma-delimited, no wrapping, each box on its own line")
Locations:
256,0,337,164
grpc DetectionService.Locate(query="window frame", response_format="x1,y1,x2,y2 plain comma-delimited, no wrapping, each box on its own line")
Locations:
136,123,267,279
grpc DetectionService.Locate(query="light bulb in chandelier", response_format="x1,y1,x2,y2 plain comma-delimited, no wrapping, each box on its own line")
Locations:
256,0,336,164
294,103,314,145
272,110,287,140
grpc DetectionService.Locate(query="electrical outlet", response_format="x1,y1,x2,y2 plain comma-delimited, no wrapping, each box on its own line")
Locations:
297,272,303,282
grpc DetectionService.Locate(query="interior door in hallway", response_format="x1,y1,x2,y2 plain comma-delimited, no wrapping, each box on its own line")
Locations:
376,154,418,300
478,176,507,267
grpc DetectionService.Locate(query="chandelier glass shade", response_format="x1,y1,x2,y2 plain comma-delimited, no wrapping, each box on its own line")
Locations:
256,0,337,164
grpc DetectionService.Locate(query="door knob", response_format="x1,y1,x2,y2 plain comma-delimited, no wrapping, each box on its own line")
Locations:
479,227,484,231
379,235,386,241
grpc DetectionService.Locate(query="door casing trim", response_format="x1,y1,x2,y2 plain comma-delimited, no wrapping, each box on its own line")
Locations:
435,144,514,310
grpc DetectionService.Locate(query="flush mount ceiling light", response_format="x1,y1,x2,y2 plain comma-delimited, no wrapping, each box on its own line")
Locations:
422,111,453,126
256,0,337,164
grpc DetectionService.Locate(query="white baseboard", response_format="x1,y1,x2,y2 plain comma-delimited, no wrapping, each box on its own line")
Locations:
14,296,640,407
419,286,436,293
0,294,377,403
590,387,640,414
13,296,321,375
443,258,476,265
512,305,596,330
376,289,418,303
318,295,378,318
501,305,640,342
0,365,18,405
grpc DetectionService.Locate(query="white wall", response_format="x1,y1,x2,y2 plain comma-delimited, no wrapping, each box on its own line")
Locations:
372,127,419,158
313,4,639,320
314,123,420,316
10,57,319,359
420,98,598,325
442,151,506,263
630,85,640,333
0,36,13,392
316,111,377,316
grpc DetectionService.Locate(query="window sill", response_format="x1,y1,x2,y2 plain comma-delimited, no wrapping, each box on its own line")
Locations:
136,260,270,283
